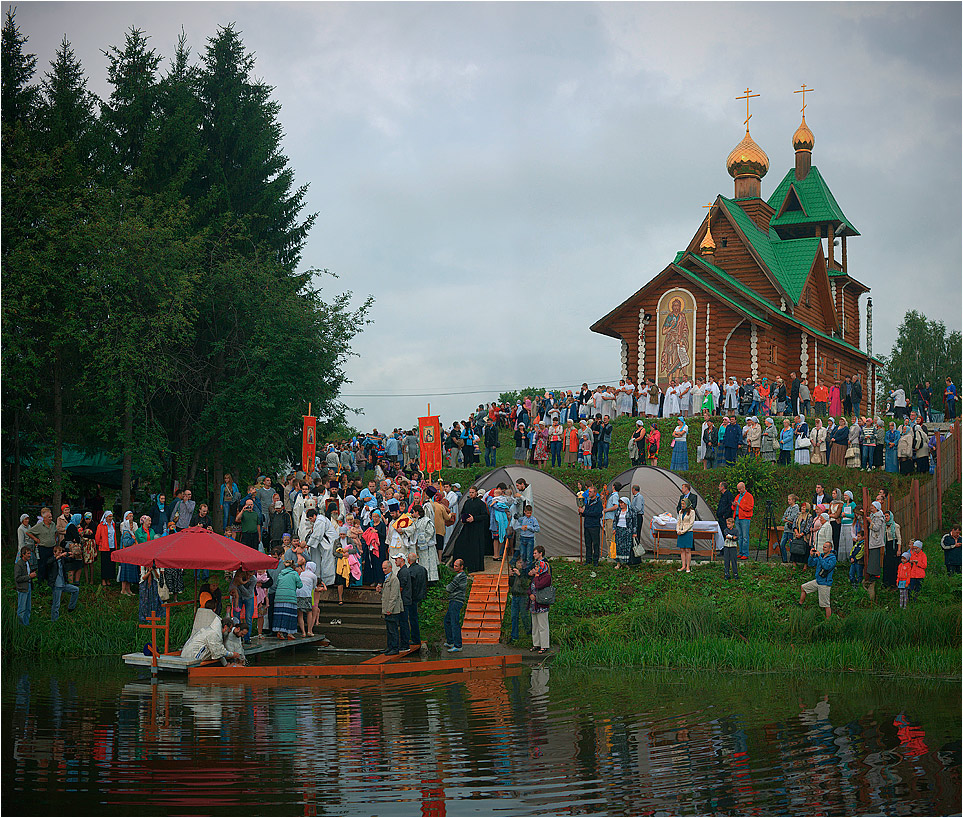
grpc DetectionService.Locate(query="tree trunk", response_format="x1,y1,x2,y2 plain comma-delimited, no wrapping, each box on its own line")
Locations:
121,398,133,513
212,449,223,533
52,350,64,510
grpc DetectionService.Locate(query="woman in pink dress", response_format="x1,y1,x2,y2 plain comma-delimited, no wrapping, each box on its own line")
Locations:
829,382,842,417
533,420,550,468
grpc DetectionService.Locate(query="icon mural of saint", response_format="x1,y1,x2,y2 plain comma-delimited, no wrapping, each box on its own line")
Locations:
660,296,691,379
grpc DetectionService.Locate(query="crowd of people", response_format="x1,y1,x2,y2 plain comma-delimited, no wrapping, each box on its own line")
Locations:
314,372,954,478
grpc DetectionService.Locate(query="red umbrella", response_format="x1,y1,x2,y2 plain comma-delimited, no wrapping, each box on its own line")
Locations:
110,526,277,571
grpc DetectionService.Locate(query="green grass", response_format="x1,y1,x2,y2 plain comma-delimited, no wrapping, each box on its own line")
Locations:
501,528,961,677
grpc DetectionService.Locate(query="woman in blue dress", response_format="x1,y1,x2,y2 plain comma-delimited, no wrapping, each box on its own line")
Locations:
670,418,689,471
884,421,900,473
117,511,140,596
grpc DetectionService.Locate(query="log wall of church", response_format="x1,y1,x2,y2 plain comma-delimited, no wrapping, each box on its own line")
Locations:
736,199,774,232
705,219,782,305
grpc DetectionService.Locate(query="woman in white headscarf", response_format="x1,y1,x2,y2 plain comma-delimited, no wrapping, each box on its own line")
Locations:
670,417,689,471
613,496,639,568
863,500,886,601
117,511,140,596
761,417,778,463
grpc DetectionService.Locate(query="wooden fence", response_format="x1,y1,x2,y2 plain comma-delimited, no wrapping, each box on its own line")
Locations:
884,420,960,543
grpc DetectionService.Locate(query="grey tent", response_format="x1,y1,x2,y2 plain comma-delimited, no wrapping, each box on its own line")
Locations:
444,466,583,559
610,466,711,553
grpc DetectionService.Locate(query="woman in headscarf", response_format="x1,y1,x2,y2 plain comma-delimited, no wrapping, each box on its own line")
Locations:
758,377,772,415
761,417,778,463
675,497,696,574
829,381,842,417
882,509,902,588
778,419,794,466
701,416,716,470
646,423,661,467
613,496,639,569
80,512,97,584
793,415,811,466
846,417,862,468
361,509,385,586
809,418,827,466
63,513,83,584
885,421,900,473
630,420,647,467
670,417,689,471
513,423,528,466
829,417,849,467
134,516,162,622
117,511,139,596
411,503,439,582
533,420,550,469
824,416,836,463
94,510,117,588
838,491,857,563
897,420,915,474
873,418,886,471
863,500,886,602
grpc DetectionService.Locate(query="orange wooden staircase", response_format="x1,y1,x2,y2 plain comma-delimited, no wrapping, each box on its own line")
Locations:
461,562,509,645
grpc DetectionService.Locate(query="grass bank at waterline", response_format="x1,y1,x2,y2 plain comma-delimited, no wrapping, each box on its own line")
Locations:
0,580,197,659
505,532,962,678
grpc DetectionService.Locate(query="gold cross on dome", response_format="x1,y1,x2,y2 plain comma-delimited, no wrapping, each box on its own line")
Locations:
794,83,814,115
736,87,760,133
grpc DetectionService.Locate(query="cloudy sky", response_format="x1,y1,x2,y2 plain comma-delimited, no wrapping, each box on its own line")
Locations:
16,2,962,431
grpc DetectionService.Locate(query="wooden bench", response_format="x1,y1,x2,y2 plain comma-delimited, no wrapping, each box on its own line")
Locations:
652,528,717,561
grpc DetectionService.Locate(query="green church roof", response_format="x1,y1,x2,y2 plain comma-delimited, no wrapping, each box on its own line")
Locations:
718,196,822,305
767,167,860,236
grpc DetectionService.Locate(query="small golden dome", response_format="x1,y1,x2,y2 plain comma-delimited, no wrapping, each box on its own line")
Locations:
726,131,770,179
792,115,814,151
700,221,716,255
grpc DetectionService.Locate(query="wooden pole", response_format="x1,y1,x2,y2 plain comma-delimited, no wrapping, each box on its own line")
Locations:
936,435,943,526
912,479,921,538
861,487,869,573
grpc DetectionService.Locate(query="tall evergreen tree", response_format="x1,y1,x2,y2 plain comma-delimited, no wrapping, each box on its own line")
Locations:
196,24,315,271
1,7,39,131
100,26,160,182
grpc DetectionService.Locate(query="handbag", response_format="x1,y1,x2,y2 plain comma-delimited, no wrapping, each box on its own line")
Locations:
796,436,811,449
608,538,617,560
632,539,645,558
157,569,170,602
534,584,555,606
845,445,859,459
789,537,809,557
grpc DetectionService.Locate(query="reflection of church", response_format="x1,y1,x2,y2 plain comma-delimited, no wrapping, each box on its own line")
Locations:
591,89,879,396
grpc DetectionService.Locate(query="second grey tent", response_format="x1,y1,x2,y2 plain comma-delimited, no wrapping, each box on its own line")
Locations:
609,466,711,553
444,466,582,560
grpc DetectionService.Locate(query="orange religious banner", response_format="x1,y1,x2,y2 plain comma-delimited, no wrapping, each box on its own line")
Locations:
302,415,317,473
418,415,442,474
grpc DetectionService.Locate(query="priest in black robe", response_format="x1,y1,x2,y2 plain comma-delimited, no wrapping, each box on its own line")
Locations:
452,486,489,574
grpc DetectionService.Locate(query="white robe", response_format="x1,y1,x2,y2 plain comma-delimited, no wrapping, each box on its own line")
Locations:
307,515,338,585
414,516,439,582
690,386,704,417
181,618,227,662
665,387,680,417
678,381,692,415
600,391,616,419
708,381,721,408
647,387,661,416
724,382,739,409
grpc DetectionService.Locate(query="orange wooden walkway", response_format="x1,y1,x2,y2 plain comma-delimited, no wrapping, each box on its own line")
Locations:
461,558,510,645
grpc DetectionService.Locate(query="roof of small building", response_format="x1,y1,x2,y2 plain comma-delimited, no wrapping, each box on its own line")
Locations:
767,166,860,236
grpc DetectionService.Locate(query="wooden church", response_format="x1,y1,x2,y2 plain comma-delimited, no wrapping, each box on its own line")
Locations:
591,88,880,399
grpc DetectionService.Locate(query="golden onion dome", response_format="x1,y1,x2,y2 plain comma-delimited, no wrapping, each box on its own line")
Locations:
726,131,769,179
700,221,716,255
792,115,814,151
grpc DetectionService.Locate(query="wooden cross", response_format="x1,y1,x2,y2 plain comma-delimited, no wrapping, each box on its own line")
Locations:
736,87,760,132
139,612,165,672
794,83,814,115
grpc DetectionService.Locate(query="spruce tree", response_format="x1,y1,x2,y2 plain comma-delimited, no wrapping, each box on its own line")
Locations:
1,7,39,131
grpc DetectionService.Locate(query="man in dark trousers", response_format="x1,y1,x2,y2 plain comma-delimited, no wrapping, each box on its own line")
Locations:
377,560,403,655
789,372,800,417
677,482,699,515
851,373,863,416
405,551,428,649
393,554,412,651
716,481,735,533
579,484,604,566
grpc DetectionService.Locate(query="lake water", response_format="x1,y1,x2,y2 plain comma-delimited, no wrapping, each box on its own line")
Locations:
2,657,960,815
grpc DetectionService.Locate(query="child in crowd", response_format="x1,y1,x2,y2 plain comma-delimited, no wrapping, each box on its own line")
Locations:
509,556,532,642
515,504,539,567
849,528,865,587
896,551,912,609
908,540,927,600
722,517,739,580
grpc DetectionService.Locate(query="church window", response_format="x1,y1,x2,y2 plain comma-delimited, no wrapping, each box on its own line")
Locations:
768,342,777,364
720,238,728,248
804,286,812,308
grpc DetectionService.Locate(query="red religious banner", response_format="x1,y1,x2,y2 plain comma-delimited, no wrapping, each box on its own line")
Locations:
419,415,442,474
302,415,317,473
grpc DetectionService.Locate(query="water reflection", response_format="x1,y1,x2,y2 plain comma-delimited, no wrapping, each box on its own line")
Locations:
3,660,960,816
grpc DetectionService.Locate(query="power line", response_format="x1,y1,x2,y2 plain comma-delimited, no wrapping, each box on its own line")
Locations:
340,377,622,399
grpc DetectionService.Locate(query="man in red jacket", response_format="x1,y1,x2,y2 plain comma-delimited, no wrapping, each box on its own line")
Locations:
732,481,754,561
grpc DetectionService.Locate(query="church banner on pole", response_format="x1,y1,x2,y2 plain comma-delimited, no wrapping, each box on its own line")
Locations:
419,415,442,474
302,414,317,473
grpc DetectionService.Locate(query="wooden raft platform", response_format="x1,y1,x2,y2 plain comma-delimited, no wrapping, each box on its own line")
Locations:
122,633,332,672
188,653,525,680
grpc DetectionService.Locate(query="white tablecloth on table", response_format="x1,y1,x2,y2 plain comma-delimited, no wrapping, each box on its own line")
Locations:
650,518,725,551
